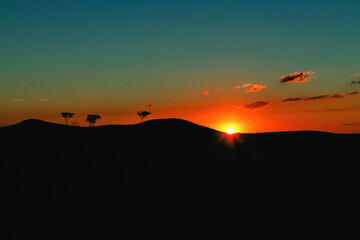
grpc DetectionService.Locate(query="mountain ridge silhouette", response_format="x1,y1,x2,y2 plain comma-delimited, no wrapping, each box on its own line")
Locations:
4,117,356,135
1,118,359,239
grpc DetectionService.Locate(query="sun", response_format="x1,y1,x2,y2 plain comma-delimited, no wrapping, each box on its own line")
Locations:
226,128,235,134
219,122,242,134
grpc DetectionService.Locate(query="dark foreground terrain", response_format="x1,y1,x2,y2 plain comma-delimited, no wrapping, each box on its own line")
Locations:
1,118,360,239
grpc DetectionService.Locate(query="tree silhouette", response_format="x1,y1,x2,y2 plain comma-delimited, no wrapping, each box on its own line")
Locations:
86,115,101,127
61,112,74,125
137,111,151,123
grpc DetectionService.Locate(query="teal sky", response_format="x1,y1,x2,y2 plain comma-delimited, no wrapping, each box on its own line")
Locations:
1,0,360,131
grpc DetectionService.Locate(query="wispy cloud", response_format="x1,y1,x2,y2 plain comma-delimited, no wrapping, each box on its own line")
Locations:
245,84,267,93
279,92,357,103
328,92,358,99
235,83,267,93
235,83,252,89
203,90,210,95
280,97,303,103
341,123,360,126
10,98,52,102
354,73,360,77
242,92,358,110
280,71,314,83
279,95,328,103
303,95,329,101
36,98,51,102
242,100,270,110
10,98,25,102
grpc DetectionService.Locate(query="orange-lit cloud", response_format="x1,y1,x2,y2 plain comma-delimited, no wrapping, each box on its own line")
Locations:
280,71,314,83
329,91,358,99
280,95,328,103
279,92,357,103
10,99,25,102
341,123,360,126
235,83,267,93
245,84,267,93
203,90,210,95
10,98,52,102
328,94,345,99
242,100,270,110
303,95,329,101
36,98,51,102
235,83,252,89
354,73,360,77
243,91,358,110
280,97,303,103
242,83,252,88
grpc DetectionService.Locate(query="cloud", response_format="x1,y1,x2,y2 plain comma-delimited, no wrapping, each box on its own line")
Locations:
279,92,357,103
303,95,329,101
36,98,51,102
203,90,210,95
245,84,267,93
235,83,252,89
10,99,25,102
242,100,270,110
354,73,360,77
235,83,267,93
280,97,302,103
280,71,314,83
328,91,358,99
341,123,360,126
328,93,345,99
243,91,358,110
145,103,153,108
241,83,252,88
351,81,360,84
10,98,52,102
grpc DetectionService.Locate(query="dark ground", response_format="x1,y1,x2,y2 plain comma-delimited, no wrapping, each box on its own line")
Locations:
1,118,359,239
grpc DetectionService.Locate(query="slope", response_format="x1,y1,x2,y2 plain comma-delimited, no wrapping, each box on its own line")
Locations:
0,119,359,239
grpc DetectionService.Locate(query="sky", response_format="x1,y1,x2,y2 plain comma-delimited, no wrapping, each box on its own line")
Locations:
1,0,360,132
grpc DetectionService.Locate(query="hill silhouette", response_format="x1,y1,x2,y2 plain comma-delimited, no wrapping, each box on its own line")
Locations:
1,118,360,239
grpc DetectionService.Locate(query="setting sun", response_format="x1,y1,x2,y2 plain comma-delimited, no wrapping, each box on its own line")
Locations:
226,128,235,134
219,122,242,134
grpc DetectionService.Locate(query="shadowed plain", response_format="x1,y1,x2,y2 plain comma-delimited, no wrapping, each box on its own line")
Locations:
1,118,360,239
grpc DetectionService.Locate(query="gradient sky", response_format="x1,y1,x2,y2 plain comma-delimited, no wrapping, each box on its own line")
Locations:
1,0,360,132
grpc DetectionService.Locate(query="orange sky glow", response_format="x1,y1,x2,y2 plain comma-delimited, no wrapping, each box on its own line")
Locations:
1,1,360,133
1,78,359,133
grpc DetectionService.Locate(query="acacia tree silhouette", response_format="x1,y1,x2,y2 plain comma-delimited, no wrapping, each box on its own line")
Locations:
86,115,101,127
137,111,151,123
61,112,74,125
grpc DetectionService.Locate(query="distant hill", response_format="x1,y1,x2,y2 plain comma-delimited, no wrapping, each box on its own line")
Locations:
1,119,360,239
